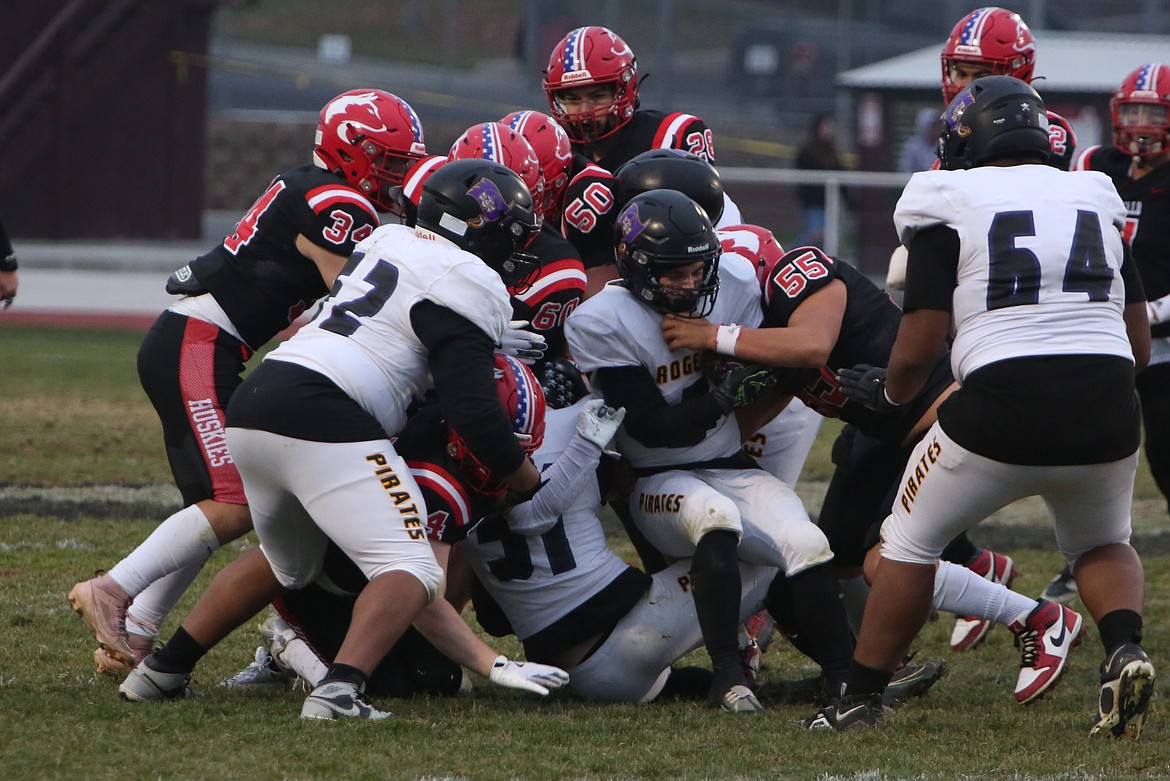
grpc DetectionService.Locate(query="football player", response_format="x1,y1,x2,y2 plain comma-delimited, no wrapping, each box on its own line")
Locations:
565,190,855,713
68,89,428,675
116,159,546,720
662,224,1083,704
806,77,1154,736
1052,63,1170,605
220,354,570,701
450,121,588,364
542,25,742,291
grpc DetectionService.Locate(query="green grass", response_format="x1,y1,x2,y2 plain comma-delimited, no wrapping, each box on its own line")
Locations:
2,323,1169,780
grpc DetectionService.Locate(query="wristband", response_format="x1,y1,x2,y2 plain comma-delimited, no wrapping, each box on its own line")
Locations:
0,253,17,273
883,386,902,407
714,324,741,356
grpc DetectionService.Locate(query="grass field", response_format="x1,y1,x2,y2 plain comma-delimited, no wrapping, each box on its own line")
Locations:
1,323,1168,780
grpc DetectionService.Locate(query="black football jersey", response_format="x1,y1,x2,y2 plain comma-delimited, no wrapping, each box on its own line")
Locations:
187,164,380,349
583,109,716,172
563,110,716,268
560,154,619,269
760,247,951,444
509,225,586,359
1079,145,1170,334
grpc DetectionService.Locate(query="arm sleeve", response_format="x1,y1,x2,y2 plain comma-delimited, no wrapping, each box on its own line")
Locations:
411,300,527,478
901,225,959,313
594,365,725,448
507,434,602,536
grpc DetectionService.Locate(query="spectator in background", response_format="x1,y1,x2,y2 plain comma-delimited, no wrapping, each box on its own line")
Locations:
897,108,941,174
0,215,18,307
794,113,849,247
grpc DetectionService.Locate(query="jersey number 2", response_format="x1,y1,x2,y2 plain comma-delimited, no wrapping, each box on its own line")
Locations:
986,209,1113,310
318,254,399,337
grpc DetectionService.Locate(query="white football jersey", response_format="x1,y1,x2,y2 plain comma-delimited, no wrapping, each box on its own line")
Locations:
895,165,1132,381
566,252,763,468
464,400,630,640
264,224,512,436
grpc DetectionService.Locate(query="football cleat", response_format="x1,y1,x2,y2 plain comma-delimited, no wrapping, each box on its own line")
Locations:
119,658,196,702
94,633,154,676
68,572,136,666
883,657,948,705
1091,643,1155,740
1009,600,1084,704
719,684,765,714
219,646,294,689
951,549,1020,651
1038,563,1079,605
803,692,888,731
301,680,391,721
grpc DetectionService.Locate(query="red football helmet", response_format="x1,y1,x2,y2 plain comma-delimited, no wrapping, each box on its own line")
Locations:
718,224,786,290
940,7,1035,104
500,110,573,222
447,353,547,496
543,26,639,144
1111,63,1170,158
449,123,545,224
313,89,427,215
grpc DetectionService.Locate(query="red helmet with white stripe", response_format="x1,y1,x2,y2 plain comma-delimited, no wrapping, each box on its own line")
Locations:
447,354,547,496
313,89,427,214
940,8,1035,104
1112,63,1170,158
449,123,545,224
501,110,573,221
543,26,639,143
718,224,786,290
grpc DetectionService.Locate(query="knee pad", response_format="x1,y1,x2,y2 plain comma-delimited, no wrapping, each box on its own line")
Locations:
782,521,834,575
677,489,742,545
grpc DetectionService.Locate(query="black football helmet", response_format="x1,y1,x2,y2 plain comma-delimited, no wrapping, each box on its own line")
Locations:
614,189,721,317
416,158,541,286
613,149,724,223
938,75,1050,170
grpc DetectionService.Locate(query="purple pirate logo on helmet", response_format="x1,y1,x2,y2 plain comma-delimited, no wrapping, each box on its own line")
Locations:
618,202,648,243
467,176,509,222
944,90,975,136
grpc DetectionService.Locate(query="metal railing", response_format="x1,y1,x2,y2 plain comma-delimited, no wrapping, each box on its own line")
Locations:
718,167,914,258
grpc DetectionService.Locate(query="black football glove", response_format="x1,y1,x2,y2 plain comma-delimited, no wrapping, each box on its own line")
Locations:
712,363,780,414
834,364,899,411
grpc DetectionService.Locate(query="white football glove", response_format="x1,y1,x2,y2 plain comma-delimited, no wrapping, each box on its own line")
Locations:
488,655,569,696
576,399,625,456
499,321,548,365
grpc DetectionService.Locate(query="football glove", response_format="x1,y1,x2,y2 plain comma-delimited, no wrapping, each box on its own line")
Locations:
834,364,899,411
488,655,569,696
711,362,780,413
499,320,548,365
576,399,625,456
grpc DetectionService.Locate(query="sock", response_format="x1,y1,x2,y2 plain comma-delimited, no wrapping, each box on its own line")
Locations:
1097,609,1144,654
932,561,1035,625
281,636,329,688
689,530,744,681
844,661,893,700
109,504,219,596
786,563,855,681
150,626,207,674
839,575,870,638
125,560,207,639
322,662,368,689
940,534,978,566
